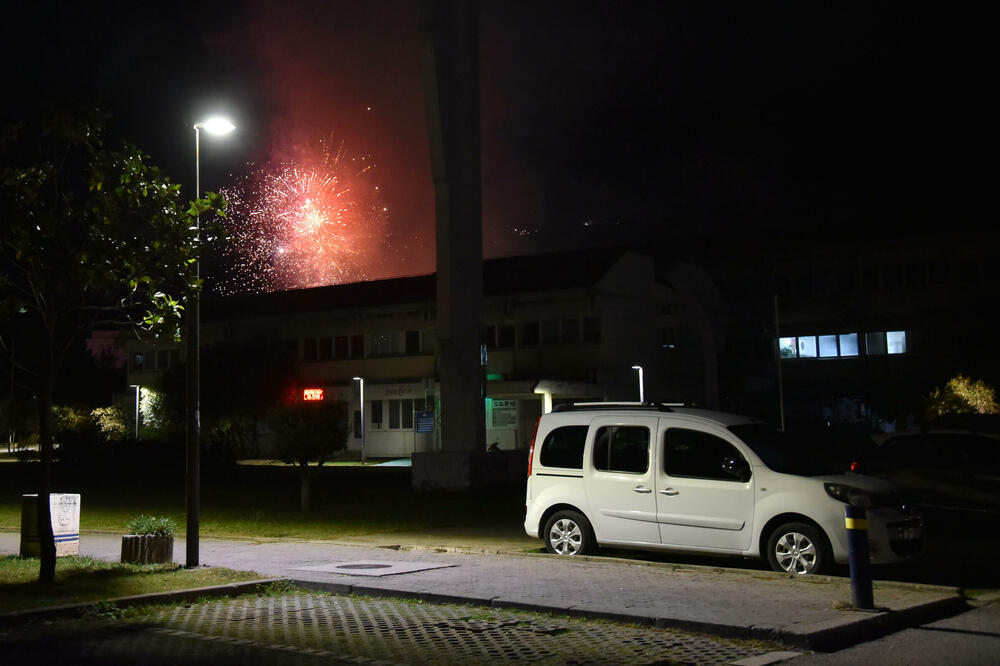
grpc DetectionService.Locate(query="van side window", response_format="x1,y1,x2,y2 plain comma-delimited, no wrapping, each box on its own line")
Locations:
539,425,588,469
664,428,750,482
593,426,649,474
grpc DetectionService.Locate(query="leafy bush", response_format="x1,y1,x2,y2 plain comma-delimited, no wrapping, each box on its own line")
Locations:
92,405,131,441
926,374,1000,419
126,515,176,537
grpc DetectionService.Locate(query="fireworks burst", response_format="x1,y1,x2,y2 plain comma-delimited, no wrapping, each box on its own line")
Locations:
217,136,388,294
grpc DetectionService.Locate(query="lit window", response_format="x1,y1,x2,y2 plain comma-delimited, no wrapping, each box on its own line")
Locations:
887,331,906,354
839,334,859,357
798,336,817,358
779,337,797,358
303,388,324,401
818,335,838,358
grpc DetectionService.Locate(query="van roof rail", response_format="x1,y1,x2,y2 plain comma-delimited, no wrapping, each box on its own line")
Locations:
554,402,680,413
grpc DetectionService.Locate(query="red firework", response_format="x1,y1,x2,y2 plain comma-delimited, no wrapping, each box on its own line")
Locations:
218,137,388,293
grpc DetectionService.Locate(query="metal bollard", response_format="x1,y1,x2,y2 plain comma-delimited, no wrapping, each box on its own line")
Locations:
845,503,874,610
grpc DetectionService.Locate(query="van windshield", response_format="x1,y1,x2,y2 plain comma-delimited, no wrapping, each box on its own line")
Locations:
728,424,841,476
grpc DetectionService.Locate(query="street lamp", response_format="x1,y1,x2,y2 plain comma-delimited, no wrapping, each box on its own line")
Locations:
353,377,366,465
129,384,140,439
186,116,235,569
631,365,645,403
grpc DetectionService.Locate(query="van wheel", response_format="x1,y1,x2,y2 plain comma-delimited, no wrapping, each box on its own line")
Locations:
766,522,832,575
544,510,595,556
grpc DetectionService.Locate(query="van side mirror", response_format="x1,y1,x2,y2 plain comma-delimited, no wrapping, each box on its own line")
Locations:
721,457,750,482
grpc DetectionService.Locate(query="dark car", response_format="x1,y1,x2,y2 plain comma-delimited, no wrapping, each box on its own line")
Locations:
856,429,1000,513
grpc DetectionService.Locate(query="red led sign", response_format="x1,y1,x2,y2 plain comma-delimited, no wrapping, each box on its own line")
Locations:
303,388,324,401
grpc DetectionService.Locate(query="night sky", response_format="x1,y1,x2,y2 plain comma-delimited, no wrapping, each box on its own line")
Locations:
3,1,990,284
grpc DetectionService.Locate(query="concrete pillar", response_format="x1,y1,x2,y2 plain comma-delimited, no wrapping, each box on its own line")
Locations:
412,0,487,490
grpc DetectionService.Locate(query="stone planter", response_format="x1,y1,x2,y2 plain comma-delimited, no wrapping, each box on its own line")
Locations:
120,534,174,564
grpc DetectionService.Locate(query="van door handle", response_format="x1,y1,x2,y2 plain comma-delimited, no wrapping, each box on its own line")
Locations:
658,488,679,496
633,486,652,494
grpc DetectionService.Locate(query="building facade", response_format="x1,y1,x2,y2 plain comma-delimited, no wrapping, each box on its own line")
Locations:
123,248,725,458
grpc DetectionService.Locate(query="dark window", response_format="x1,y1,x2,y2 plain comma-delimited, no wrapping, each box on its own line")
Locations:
660,327,677,350
401,399,414,428
482,325,497,349
354,410,362,438
862,267,878,292
303,338,317,361
156,349,169,369
881,265,902,289
388,399,401,429
170,350,181,366
665,428,750,481
836,270,856,292
541,319,560,344
405,330,420,354
520,321,540,346
905,263,926,287
370,400,383,426
774,274,791,299
132,352,145,372
350,334,364,358
319,337,333,360
539,425,588,469
582,316,601,343
593,426,649,474
335,336,349,359
561,318,580,344
792,273,813,299
498,324,515,348
929,263,950,285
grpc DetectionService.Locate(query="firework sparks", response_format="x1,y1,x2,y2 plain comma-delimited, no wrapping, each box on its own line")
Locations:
217,137,388,294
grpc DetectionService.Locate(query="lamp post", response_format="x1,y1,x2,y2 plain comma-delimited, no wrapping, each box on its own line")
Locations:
186,116,234,569
353,377,366,465
129,384,140,439
631,365,645,403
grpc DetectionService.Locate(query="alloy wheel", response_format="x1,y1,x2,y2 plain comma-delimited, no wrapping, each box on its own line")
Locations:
773,531,817,574
549,518,584,555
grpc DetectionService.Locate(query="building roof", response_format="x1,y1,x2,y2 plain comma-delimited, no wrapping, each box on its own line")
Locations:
203,247,633,321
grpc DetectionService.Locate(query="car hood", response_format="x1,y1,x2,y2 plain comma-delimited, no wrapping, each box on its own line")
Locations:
811,471,901,494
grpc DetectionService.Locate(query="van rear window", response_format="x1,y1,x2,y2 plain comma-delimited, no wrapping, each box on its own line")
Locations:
539,426,588,469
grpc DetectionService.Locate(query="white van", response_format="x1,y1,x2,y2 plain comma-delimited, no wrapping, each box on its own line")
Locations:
524,403,924,574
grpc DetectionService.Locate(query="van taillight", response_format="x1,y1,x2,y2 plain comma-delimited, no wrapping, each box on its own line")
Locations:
527,415,541,477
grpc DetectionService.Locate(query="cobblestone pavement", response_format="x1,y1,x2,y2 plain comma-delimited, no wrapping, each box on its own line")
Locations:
1,591,791,665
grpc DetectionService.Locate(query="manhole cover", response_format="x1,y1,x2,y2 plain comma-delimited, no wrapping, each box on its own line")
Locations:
337,564,393,570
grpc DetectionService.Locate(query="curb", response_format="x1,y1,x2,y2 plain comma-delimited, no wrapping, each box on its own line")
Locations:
0,578,288,624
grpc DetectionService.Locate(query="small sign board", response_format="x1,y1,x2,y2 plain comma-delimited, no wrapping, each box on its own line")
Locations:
20,493,80,557
415,411,434,433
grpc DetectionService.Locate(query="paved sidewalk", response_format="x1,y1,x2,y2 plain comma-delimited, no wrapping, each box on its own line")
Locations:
0,530,964,652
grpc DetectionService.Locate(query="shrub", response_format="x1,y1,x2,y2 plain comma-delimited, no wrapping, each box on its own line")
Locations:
126,515,176,537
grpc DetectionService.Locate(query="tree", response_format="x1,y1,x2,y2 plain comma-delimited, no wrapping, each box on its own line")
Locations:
0,107,225,583
926,374,1000,420
267,394,350,512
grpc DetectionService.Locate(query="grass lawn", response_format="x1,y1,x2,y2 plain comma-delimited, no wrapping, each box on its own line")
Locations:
0,461,526,540
0,555,263,613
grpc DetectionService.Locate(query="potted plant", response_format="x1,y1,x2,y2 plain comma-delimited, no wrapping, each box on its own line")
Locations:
120,515,175,564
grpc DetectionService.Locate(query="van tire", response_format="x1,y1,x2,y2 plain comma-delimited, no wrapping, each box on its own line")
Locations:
766,522,832,575
544,510,595,556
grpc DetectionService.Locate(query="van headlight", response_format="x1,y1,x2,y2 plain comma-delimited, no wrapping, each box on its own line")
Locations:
824,483,872,507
